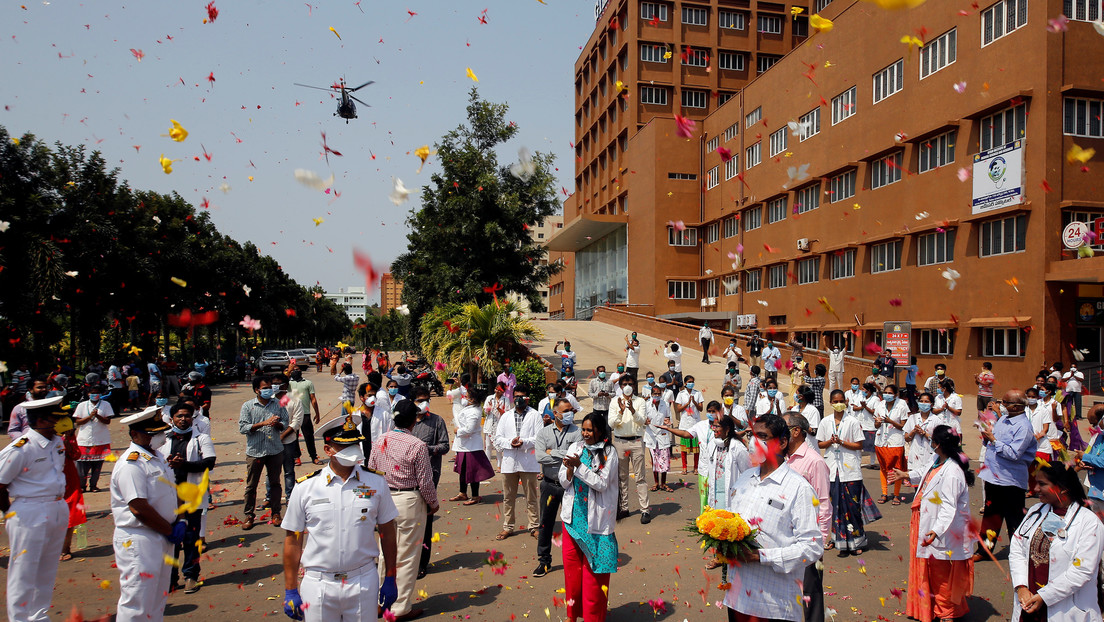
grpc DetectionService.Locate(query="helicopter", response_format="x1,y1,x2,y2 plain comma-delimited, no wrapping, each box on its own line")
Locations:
294,77,374,123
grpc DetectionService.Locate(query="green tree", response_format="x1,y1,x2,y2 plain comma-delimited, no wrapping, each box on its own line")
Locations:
392,88,563,347
419,301,541,382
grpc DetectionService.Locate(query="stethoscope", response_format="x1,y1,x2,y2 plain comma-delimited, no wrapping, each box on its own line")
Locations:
1015,503,1083,541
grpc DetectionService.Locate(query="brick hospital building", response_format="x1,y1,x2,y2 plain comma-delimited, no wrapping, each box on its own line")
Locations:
547,0,1104,385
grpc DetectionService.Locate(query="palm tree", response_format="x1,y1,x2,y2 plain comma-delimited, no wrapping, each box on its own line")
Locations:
420,301,541,382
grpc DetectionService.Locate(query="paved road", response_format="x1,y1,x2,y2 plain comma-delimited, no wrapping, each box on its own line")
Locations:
0,332,1039,619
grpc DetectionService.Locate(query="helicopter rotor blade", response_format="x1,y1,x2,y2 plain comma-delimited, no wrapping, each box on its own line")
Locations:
348,95,372,107
294,83,339,92
348,81,375,92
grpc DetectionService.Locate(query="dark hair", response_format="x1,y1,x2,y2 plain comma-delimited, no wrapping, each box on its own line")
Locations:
721,385,735,395
32,375,49,386
756,413,789,445
750,365,761,376
684,375,695,384
829,388,846,402
798,386,815,402
982,361,992,370
495,381,507,390
170,402,196,417
367,371,383,390
884,383,899,395
357,382,370,398
917,391,935,403
581,412,613,473
252,375,271,391
763,377,778,389
460,373,471,386
1044,382,1058,395
546,382,558,391
940,378,956,392
411,386,430,400
392,399,419,429
714,413,738,441
273,373,289,385
814,363,826,376
670,343,680,352
931,425,975,486
910,356,918,365
1038,462,1087,505
1053,362,1065,372
862,381,877,395
934,363,947,370
341,363,353,375
1025,386,1039,397
706,399,722,413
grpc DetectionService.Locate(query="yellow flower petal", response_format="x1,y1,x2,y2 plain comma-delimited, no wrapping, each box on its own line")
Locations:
466,67,479,82
167,119,188,142
810,14,833,31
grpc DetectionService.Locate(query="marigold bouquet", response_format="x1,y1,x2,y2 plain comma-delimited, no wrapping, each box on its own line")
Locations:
683,507,760,589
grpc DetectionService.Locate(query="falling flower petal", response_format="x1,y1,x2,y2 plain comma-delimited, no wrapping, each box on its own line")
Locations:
158,154,176,174
170,277,187,287
667,220,686,231
0,221,9,233
1067,144,1096,164
717,147,734,162
674,114,696,138
1048,14,1070,32
329,26,341,40
312,218,324,226
165,119,188,142
389,177,411,205
956,166,970,181
953,81,967,93
810,14,833,31
1094,20,1104,36
204,2,218,23
293,169,335,191
466,67,479,82
130,48,144,62
510,147,537,181
414,145,436,174
239,315,261,331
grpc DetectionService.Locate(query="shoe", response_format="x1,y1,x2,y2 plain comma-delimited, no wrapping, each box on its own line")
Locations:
416,568,427,580
294,458,302,466
259,499,271,511
640,511,652,525
616,510,631,521
270,513,282,525
971,552,985,563
184,578,199,594
532,564,551,578
242,516,255,531
395,608,424,621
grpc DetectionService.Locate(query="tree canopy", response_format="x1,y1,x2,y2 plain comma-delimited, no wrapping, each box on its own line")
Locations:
392,88,563,346
0,126,351,367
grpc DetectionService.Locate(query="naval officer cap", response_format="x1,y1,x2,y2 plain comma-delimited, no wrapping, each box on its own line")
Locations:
23,395,68,421
318,412,365,445
119,405,171,434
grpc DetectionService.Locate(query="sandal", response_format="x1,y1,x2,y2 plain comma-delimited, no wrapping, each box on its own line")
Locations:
650,485,660,492
59,552,72,562
312,458,323,465
891,497,901,506
824,542,836,550
704,559,723,570
449,493,469,502
877,495,889,504
495,530,512,541
463,496,482,506
660,485,676,493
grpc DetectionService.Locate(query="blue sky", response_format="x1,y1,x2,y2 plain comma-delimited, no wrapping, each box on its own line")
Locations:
1,1,592,295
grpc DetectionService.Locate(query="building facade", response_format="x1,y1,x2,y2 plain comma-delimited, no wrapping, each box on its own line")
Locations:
380,273,404,314
548,0,1104,383
324,286,369,321
532,215,564,318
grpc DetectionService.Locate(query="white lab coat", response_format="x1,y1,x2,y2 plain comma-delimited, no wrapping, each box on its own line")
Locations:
1009,502,1104,622
558,441,619,535
452,404,484,453
907,462,972,560
494,407,543,473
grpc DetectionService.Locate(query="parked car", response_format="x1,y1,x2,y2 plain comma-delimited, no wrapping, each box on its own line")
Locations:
298,348,318,365
259,350,291,372
286,350,310,371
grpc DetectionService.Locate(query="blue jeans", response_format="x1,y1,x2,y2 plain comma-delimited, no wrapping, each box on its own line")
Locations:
266,443,300,503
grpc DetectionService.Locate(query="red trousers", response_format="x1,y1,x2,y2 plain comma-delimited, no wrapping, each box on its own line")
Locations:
562,530,610,622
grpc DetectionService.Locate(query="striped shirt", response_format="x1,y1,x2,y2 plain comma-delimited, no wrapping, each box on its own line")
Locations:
367,430,438,509
238,398,289,458
335,373,359,403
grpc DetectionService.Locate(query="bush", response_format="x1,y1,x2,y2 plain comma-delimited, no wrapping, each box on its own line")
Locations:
513,359,548,398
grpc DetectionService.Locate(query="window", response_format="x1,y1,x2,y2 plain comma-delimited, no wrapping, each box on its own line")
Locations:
799,108,820,141
723,216,739,238
979,214,1027,257
707,136,719,152
829,170,856,202
746,142,761,168
920,29,957,79
724,156,739,180
724,122,739,142
825,329,853,353
792,15,809,37
640,86,669,105
919,130,956,173
719,51,746,71
982,0,1028,46
641,2,668,21
980,103,1027,150
669,280,697,299
870,151,903,189
873,59,904,103
797,257,820,284
682,89,708,108
723,274,740,295
1065,0,1102,20
983,327,1026,357
1064,97,1104,138
719,10,746,29
757,54,781,74
706,166,719,190
745,268,762,292
682,6,708,25
919,329,955,355
832,86,857,125
769,127,788,157
757,14,783,33
768,264,787,289
718,92,735,105
640,44,669,63
1064,210,1104,250
870,331,884,348
918,229,957,266
769,315,788,326
668,227,699,246
744,206,762,231
767,196,787,223
795,184,820,214
794,331,819,350
704,222,720,243
830,248,856,279
683,48,709,67
745,107,762,128
815,0,834,11
871,240,903,273
668,172,697,180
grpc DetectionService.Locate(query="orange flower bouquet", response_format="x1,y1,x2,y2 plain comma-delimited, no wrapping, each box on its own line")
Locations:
683,506,760,589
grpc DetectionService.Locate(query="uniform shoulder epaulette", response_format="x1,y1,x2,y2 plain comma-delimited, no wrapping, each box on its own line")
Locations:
360,465,386,477
13,437,28,448
127,451,140,461
296,468,323,484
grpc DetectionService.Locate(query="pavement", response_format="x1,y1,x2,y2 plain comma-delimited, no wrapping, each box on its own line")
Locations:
0,327,1069,620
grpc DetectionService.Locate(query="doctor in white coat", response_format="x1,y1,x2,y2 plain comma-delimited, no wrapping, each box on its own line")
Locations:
494,389,544,540
1009,462,1104,622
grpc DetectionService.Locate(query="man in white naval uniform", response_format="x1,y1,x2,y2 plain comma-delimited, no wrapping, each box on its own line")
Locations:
110,405,187,622
0,395,69,622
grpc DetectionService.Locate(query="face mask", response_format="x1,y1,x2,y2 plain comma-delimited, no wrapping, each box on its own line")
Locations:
713,437,727,448
918,402,932,412
872,368,882,375
259,388,274,400
1027,397,1039,406
617,367,624,373
851,384,859,391
668,367,675,373
332,444,365,467
418,400,431,413
686,382,695,390
647,377,655,385
560,411,574,425
652,396,660,404
598,372,606,379
54,417,74,434
936,369,945,376
271,384,282,393
1039,390,1048,398
547,392,557,400
622,385,633,396
657,382,666,389
767,389,778,398
151,432,167,448
564,346,571,352
388,387,398,396
883,394,895,402
89,394,101,403
155,397,168,407
723,396,734,406
514,397,528,410
505,367,511,373
172,424,192,435
728,365,736,373
707,411,717,422
832,403,847,412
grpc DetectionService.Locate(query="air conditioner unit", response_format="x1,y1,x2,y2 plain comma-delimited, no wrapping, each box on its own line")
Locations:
797,238,810,251
708,297,717,306
700,298,709,307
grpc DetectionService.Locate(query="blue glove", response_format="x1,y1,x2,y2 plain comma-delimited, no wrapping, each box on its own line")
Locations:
284,588,303,620
167,520,187,545
378,575,398,611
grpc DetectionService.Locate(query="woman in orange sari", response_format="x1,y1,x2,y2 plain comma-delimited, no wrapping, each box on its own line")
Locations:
889,425,974,622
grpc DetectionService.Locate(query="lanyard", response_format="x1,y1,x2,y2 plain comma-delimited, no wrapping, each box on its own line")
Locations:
1016,504,1081,540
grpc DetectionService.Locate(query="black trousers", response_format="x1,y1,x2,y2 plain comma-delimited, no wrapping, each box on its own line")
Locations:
171,510,204,584
978,480,1027,553
419,469,442,573
701,338,712,362
537,478,565,567
300,413,318,460
803,560,825,622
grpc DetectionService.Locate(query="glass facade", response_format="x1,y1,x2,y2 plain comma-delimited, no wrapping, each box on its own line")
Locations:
574,227,627,319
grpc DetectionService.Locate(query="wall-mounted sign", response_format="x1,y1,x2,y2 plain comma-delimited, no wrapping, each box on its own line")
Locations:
972,140,1024,215
1063,221,1090,249
595,0,611,21
883,321,912,362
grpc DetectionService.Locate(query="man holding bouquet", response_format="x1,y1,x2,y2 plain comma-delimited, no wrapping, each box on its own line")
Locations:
724,414,823,622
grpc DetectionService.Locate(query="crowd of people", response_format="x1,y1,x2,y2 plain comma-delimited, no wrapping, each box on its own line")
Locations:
1,334,1102,622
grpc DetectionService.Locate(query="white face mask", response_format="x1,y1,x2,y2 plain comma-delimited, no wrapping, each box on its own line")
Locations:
418,400,431,413
713,437,727,448
559,411,574,426
622,385,634,396
151,432,167,448
332,444,365,467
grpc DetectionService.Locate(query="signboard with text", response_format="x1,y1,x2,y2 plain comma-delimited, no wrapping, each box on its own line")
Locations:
972,140,1024,214
595,0,611,21
883,321,912,363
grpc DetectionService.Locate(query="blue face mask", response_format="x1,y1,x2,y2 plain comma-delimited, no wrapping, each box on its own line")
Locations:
767,389,778,398
259,388,274,400
88,394,101,402
851,384,859,391
883,394,895,402
647,377,655,385
598,372,606,379
171,424,192,435
918,402,932,412
686,382,695,390
388,387,398,396
656,382,666,389
155,397,168,407
1039,390,1048,398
